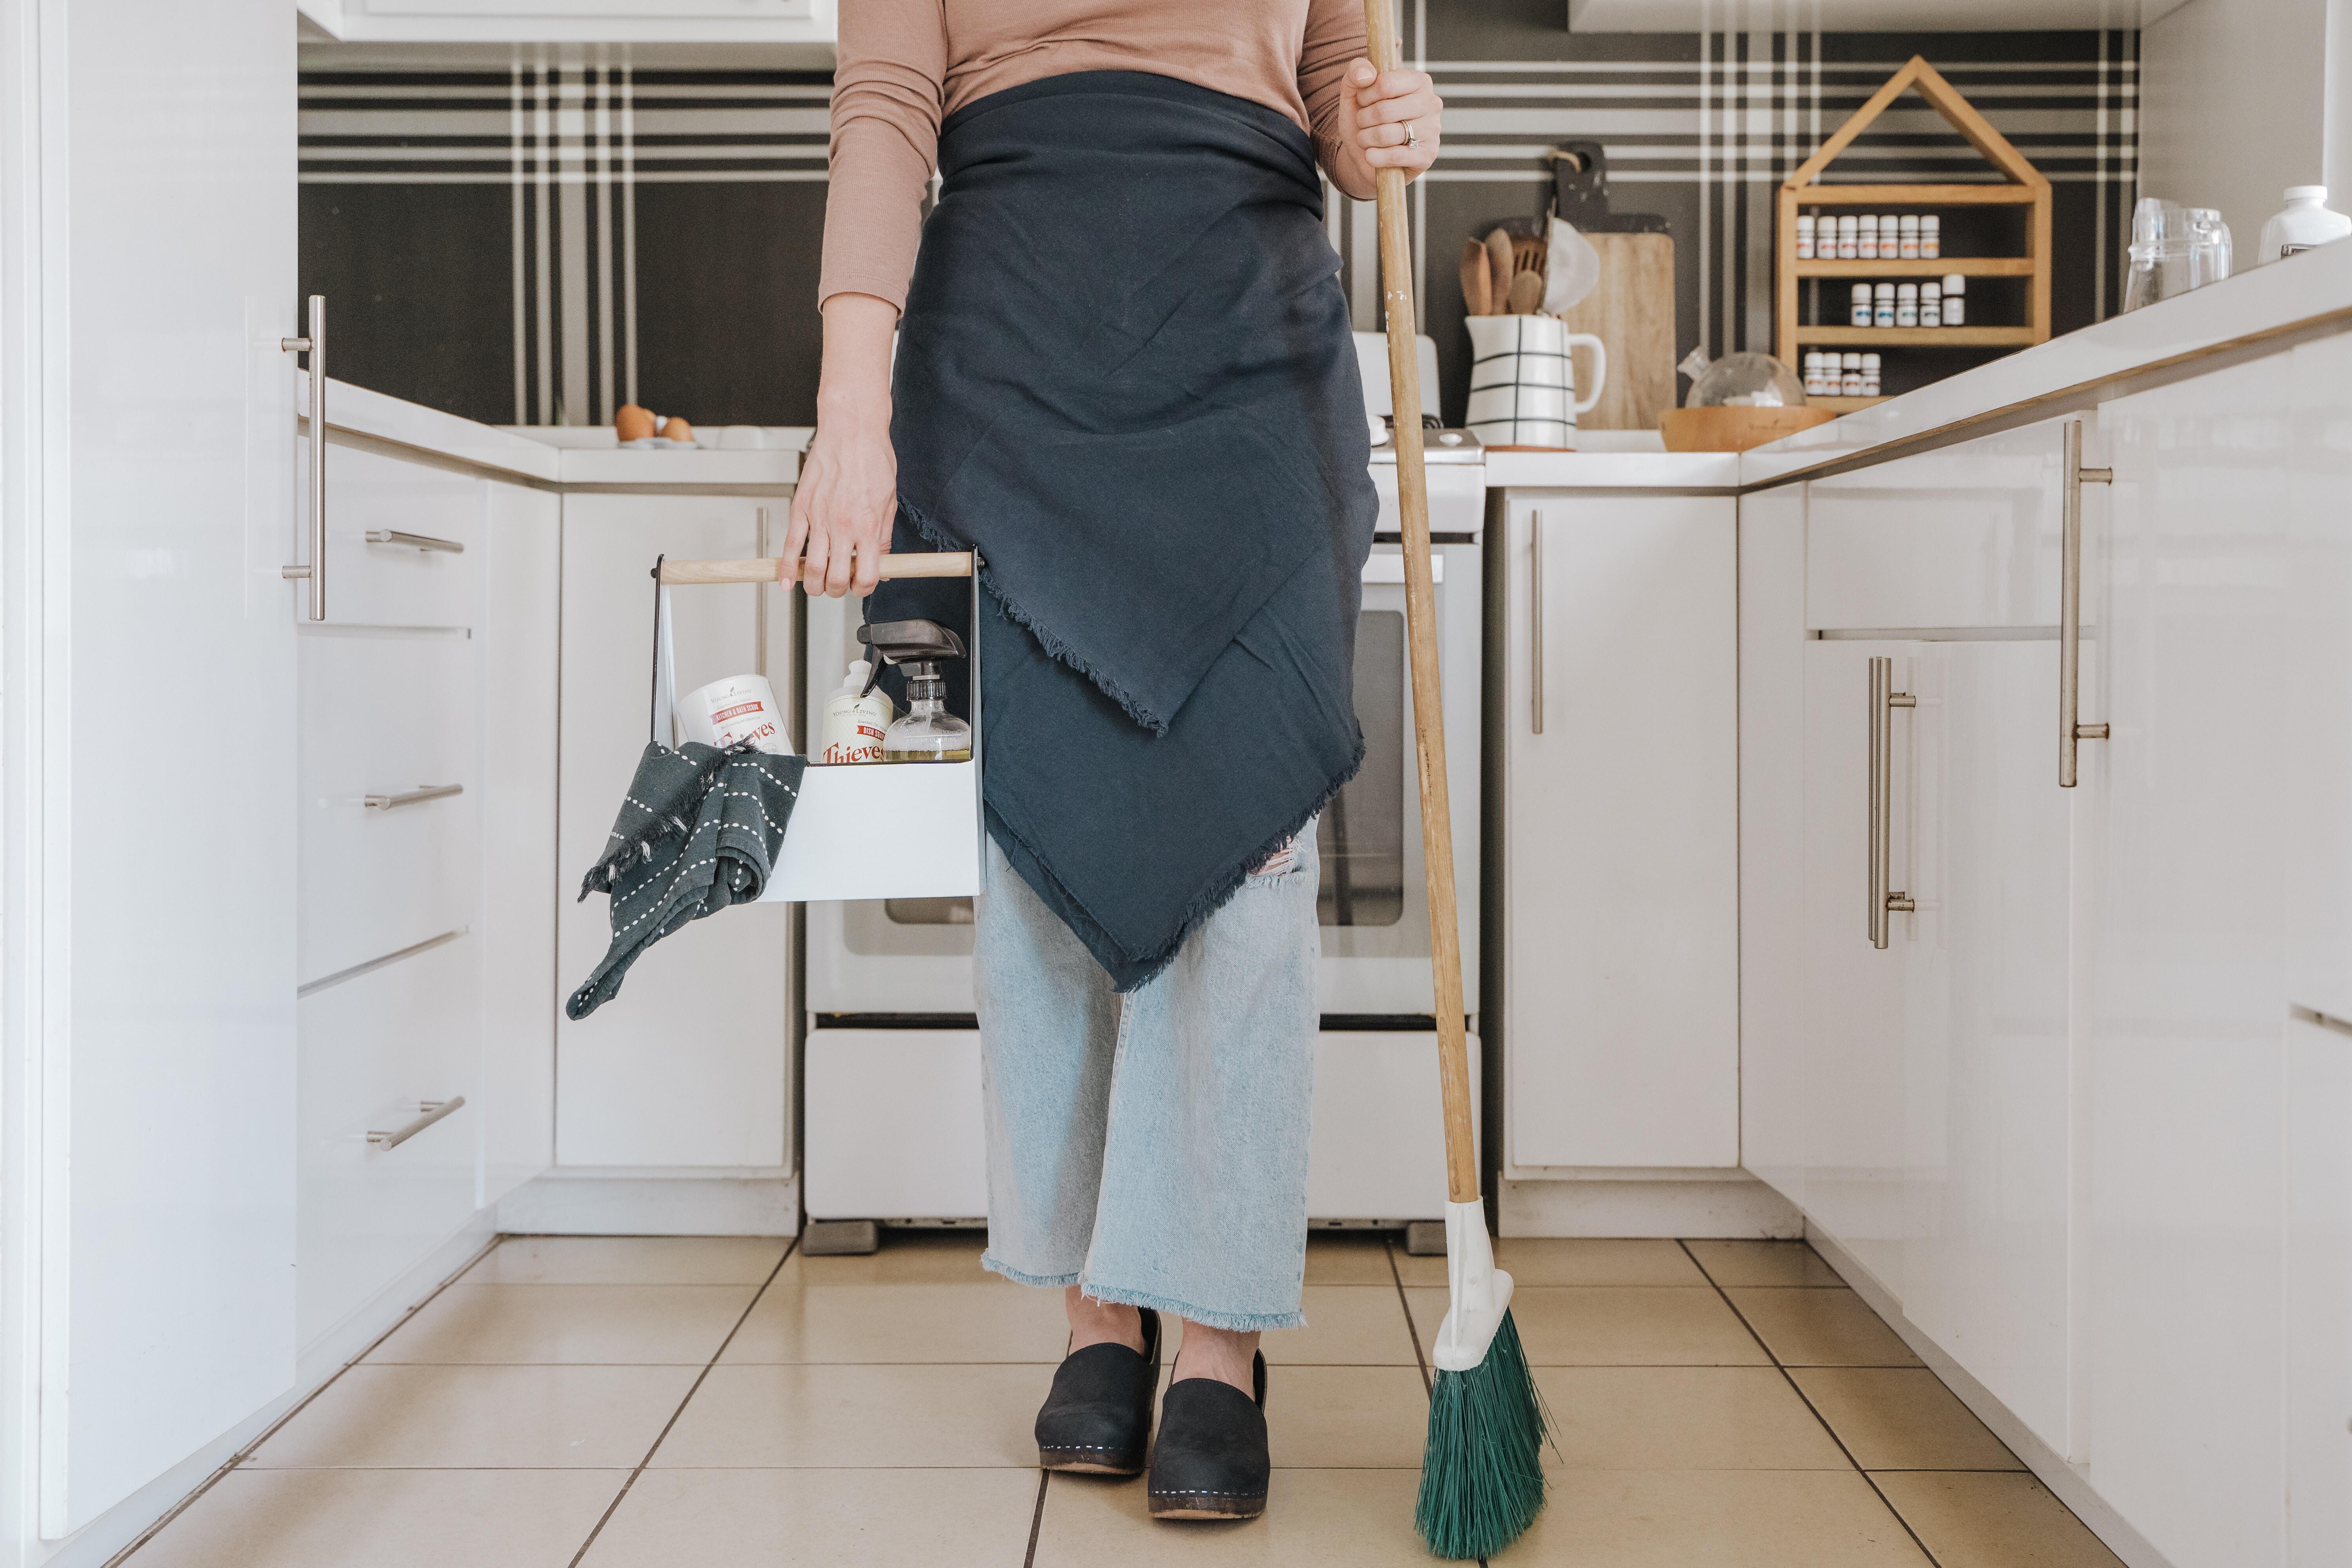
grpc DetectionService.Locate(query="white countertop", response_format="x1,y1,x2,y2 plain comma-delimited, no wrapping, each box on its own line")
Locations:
307,376,802,486
1485,450,1741,491
1740,238,2352,484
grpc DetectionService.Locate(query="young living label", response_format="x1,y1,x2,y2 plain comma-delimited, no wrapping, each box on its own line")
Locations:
679,674,789,753
823,722,888,766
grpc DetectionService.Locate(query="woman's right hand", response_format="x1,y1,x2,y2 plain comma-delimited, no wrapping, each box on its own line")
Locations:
786,292,901,598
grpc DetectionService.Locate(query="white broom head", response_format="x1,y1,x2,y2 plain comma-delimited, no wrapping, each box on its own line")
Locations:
1432,1199,1517,1372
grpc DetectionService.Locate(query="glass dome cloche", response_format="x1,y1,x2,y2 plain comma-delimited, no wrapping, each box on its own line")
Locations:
1686,350,1809,409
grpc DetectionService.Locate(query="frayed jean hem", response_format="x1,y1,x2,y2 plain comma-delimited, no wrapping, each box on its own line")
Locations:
982,1253,1081,1289
1076,1279,1307,1334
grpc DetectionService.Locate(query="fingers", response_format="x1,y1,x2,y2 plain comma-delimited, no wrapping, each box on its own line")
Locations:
780,484,815,586
1348,56,1377,88
1353,67,1433,107
1355,87,1442,127
849,526,884,598
800,523,835,600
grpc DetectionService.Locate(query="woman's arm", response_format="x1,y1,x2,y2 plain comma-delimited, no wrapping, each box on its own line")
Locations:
785,293,899,599
795,0,945,598
1300,0,1440,200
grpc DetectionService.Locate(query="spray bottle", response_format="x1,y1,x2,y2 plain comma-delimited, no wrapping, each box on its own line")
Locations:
859,619,973,764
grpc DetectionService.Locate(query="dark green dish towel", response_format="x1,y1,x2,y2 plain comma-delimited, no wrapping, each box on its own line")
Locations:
566,740,806,1020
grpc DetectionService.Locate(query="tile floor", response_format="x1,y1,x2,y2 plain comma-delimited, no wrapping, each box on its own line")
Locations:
120,1232,2129,1567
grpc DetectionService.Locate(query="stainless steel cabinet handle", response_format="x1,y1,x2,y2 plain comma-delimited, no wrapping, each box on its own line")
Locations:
2061,419,2113,787
280,294,327,621
1869,655,1917,949
1530,513,1545,735
364,783,463,811
368,1096,465,1151
365,529,463,554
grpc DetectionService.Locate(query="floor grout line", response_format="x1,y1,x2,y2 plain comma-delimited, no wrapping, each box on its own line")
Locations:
563,1236,802,1568
1675,1240,1949,1568
1021,1468,1051,1568
99,1231,507,1568
1383,1237,1434,1397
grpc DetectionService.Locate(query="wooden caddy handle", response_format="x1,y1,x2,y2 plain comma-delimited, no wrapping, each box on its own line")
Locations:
1364,0,1478,1209
659,552,975,586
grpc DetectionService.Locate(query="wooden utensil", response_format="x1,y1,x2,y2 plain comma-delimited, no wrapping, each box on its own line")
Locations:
1459,238,1493,316
1504,269,1544,315
1484,229,1515,315
1511,234,1547,279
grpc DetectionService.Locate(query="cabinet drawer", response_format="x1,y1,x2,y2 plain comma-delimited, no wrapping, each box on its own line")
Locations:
309,440,484,628
297,933,481,1348
299,631,481,986
1806,422,2073,630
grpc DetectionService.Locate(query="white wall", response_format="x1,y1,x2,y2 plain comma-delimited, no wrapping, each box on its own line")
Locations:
2140,0,2331,252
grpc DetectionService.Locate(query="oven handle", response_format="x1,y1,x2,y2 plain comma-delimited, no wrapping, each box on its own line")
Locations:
1360,554,1443,585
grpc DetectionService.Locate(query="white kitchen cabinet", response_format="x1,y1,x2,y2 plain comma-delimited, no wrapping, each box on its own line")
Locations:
1497,495,1739,1171
6,0,303,1537
2284,333,2352,1025
1897,639,2073,1454
481,483,562,1205
1795,637,1915,1298
2082,357,2297,1568
1736,484,1812,1208
2286,1011,2352,1568
556,492,792,1169
296,936,483,1349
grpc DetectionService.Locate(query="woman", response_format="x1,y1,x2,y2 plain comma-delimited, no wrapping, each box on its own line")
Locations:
789,0,1441,1522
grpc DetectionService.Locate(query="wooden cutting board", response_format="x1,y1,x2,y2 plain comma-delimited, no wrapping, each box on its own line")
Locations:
1559,232,1675,432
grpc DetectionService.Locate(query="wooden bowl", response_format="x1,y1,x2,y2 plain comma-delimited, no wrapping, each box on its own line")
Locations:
1659,405,1837,453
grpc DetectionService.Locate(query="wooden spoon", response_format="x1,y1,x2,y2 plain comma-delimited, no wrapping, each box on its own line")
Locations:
1485,228,1516,315
1460,238,1493,316
1504,267,1544,314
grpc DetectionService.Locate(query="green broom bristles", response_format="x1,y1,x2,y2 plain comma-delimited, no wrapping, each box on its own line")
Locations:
1414,1308,1551,1560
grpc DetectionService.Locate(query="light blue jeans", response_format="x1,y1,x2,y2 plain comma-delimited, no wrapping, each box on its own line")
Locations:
974,830,1320,1331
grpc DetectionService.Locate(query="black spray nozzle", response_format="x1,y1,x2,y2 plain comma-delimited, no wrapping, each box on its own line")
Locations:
857,619,965,696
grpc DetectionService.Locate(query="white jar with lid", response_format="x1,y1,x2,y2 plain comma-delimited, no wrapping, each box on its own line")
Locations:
1850,282,1872,327
1940,272,1965,326
1795,213,1815,260
1836,215,1859,259
1860,352,1882,397
1840,352,1864,396
1895,282,1918,327
1857,213,1878,259
1898,214,1920,259
1919,278,1941,327
1873,281,1895,327
2257,186,2352,263
1921,215,1941,259
1801,351,1824,395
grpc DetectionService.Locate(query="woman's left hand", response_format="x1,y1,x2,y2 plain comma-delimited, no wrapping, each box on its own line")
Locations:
1333,60,1441,194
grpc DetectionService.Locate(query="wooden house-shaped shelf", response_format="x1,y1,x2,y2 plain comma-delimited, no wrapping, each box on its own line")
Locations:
1777,56,2051,410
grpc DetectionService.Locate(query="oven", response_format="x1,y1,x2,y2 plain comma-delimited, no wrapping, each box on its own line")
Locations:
803,359,1484,1232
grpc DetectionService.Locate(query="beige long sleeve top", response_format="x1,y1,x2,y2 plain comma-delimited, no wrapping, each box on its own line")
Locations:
820,0,1370,310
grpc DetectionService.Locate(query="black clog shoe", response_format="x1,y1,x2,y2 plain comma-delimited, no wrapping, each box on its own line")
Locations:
1147,1351,1269,1520
1035,1307,1161,1475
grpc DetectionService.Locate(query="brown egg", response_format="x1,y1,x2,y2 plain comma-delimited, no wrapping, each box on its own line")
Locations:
661,416,695,444
615,404,656,441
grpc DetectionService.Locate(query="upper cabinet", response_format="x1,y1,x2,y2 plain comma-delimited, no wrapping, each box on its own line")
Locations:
298,0,835,48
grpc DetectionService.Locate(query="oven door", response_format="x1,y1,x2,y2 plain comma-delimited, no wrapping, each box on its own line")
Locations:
802,543,1482,1020
1317,538,1481,1016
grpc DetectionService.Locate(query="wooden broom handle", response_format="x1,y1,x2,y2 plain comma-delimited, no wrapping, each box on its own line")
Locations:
1364,0,1477,1207
659,552,974,586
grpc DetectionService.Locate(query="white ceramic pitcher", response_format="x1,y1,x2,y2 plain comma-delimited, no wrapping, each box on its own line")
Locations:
1464,315,1608,449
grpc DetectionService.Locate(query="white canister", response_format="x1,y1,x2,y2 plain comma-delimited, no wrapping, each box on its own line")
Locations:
1464,314,1609,449
677,672,793,753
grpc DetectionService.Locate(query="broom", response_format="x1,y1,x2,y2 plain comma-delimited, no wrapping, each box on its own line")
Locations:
1358,1,1550,1557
